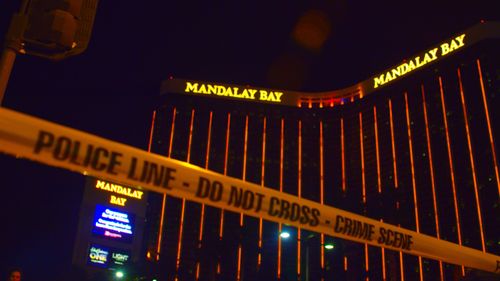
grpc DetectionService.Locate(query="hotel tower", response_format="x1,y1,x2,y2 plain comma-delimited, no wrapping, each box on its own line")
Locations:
143,22,500,281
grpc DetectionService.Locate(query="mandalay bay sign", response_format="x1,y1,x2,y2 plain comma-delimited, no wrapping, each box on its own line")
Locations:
373,34,466,89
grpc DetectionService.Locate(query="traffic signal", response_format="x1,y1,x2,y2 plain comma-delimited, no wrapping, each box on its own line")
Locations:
22,0,99,60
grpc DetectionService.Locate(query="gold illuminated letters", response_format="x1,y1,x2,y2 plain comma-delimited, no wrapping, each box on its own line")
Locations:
184,82,283,103
95,180,144,200
110,195,127,206
440,34,465,55
374,34,466,88
259,90,283,102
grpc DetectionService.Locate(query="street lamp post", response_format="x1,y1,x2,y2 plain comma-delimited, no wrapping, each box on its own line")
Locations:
305,240,310,281
1,0,100,105
303,233,315,281
0,0,29,105
304,233,335,281
281,230,334,281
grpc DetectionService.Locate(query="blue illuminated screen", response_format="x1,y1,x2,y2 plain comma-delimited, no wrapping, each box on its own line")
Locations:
92,204,135,243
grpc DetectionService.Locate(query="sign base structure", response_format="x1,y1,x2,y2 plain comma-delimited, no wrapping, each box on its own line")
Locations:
0,107,499,274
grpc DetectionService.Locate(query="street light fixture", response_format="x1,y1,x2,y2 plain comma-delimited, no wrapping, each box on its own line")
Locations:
280,231,290,239
115,271,124,279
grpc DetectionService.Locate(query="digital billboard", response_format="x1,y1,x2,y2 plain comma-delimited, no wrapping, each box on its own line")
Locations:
92,204,135,243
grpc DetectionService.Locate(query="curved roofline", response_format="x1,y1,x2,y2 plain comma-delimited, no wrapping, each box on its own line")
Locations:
161,21,500,107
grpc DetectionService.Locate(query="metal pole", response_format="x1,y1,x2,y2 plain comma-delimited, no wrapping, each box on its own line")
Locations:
0,0,31,106
0,47,17,105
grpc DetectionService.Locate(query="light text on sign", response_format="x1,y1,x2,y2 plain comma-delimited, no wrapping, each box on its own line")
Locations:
373,34,466,88
95,180,144,200
184,82,284,103
89,246,108,265
110,195,127,206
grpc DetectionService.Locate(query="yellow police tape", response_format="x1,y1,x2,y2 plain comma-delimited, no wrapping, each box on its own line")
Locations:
0,107,499,273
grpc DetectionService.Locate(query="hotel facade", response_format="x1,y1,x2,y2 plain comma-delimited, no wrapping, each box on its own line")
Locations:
143,22,500,281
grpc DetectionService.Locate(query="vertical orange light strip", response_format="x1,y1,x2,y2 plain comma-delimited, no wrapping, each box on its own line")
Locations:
388,100,398,189
373,107,382,193
341,116,348,272
147,110,157,152
242,115,249,182
421,86,444,281
147,110,160,259
404,94,421,229
174,109,195,281
236,115,249,281
457,68,486,252
399,249,405,281
438,76,465,275
195,111,213,280
237,246,242,281
224,113,231,173
258,117,267,268
319,120,325,276
476,59,500,196
278,222,282,278
221,112,231,232
359,112,369,279
217,112,231,275
297,120,302,278
404,93,424,281
186,109,195,162
364,244,369,280
174,201,186,281
155,108,175,261
278,118,284,279
374,107,386,280
320,120,324,206
380,220,386,281
360,112,366,204
168,108,177,157
341,117,346,192
389,100,404,280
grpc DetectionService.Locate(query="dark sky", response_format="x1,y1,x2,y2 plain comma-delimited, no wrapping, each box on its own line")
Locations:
0,1,498,280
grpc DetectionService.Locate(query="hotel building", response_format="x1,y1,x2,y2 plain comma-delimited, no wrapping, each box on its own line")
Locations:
144,22,500,281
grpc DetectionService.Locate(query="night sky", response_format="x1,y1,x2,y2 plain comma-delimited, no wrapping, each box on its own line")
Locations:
0,1,498,280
